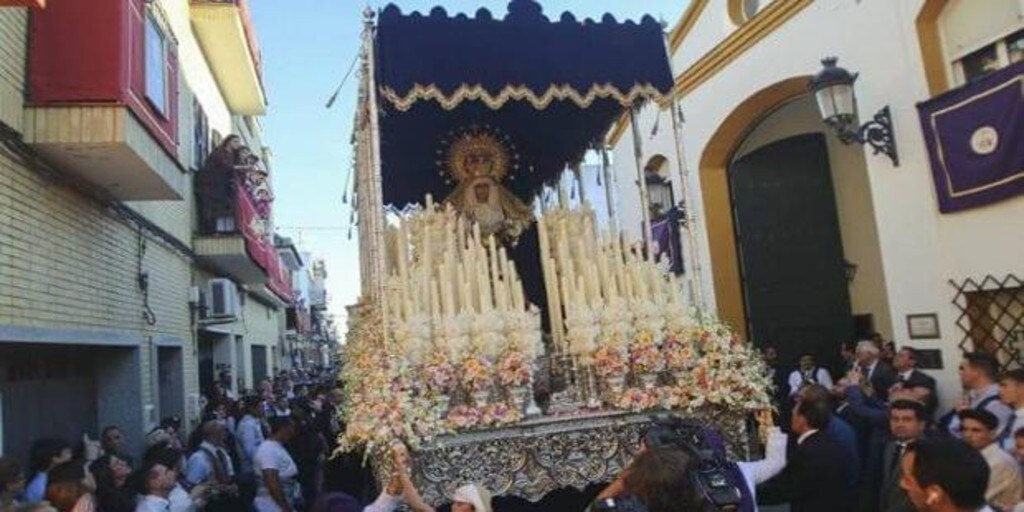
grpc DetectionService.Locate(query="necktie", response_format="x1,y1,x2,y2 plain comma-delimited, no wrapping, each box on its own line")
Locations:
889,442,905,475
208,447,229,483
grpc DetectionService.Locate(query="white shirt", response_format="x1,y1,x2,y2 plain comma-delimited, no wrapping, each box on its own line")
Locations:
1000,408,1024,452
737,427,788,510
861,360,879,381
949,384,1015,438
254,440,299,512
167,484,196,512
787,368,834,395
797,429,820,446
236,415,265,474
136,495,171,512
184,441,235,486
363,492,404,512
981,443,1024,508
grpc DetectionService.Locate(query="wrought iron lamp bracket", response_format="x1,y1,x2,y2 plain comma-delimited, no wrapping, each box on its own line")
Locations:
830,106,899,167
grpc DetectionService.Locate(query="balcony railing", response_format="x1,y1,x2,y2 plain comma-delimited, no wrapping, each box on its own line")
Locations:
195,159,291,302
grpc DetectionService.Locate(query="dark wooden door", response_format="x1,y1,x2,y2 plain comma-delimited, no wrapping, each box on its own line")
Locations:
729,133,853,369
251,345,268,385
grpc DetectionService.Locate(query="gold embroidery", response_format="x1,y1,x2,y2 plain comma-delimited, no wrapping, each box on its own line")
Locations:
379,83,667,111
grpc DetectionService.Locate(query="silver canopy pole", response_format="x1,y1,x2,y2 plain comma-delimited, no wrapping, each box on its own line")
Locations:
629,107,653,256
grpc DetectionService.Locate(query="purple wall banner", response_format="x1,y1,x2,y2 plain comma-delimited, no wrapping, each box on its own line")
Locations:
917,61,1024,213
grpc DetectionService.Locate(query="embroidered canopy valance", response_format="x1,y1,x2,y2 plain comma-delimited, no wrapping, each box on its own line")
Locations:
375,0,673,112
372,0,675,207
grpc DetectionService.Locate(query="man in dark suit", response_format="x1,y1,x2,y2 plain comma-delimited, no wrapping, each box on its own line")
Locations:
759,396,852,512
880,400,928,512
892,347,938,416
855,341,898,402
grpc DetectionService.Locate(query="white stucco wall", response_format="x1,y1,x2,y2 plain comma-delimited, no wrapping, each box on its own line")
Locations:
611,0,1024,410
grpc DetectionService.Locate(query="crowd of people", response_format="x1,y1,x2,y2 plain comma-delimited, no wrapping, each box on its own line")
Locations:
0,367,382,512
2,342,1024,512
754,339,1024,512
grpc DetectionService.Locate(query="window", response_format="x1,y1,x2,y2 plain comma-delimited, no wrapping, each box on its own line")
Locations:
953,29,1024,84
959,44,1001,82
192,98,210,170
1007,29,1024,64
729,0,765,25
937,0,1023,87
743,0,761,20
145,15,168,115
951,275,1024,373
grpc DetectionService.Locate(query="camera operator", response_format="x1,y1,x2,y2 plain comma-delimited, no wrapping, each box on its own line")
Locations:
592,415,787,512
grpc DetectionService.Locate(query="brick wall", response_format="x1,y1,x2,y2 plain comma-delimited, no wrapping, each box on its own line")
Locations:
0,148,196,432
0,9,26,132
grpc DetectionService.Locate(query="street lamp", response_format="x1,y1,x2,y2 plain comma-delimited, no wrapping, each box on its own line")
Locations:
809,57,899,166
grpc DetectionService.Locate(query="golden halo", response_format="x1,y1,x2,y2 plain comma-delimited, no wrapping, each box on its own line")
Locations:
444,128,511,184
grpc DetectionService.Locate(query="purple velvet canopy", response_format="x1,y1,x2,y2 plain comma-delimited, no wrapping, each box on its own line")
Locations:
373,0,674,206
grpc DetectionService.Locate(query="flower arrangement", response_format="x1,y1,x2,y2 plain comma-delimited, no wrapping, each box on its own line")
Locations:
422,351,455,393
446,406,482,429
565,304,600,363
480,403,524,427
662,334,695,371
597,300,631,352
460,355,493,392
496,351,531,388
629,331,664,374
616,388,661,413
592,345,627,378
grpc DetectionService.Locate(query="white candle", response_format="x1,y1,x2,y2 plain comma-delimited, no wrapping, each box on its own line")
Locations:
488,236,502,310
430,278,441,324
511,267,524,310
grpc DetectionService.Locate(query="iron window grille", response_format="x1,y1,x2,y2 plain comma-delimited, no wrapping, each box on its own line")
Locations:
950,274,1024,372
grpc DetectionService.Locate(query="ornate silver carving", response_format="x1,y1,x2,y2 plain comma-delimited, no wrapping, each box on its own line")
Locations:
392,409,750,504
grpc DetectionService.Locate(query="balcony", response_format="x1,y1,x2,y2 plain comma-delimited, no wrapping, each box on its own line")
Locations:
190,0,267,115
23,106,185,200
195,169,292,302
194,173,269,284
25,0,185,200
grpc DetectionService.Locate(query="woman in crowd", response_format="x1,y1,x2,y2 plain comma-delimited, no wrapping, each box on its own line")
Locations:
595,447,704,512
45,461,96,512
1,457,27,510
88,454,133,512
255,416,301,512
24,439,73,503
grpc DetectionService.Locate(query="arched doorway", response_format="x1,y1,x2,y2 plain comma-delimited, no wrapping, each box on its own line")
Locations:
730,132,853,367
699,77,810,340
699,78,890,371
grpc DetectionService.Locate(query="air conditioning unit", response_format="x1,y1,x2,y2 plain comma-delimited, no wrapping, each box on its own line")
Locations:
207,278,239,319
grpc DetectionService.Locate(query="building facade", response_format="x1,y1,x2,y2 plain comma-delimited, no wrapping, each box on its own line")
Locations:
0,0,300,461
277,239,336,371
610,0,1023,410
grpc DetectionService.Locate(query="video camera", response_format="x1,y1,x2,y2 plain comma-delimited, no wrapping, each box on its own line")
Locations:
640,415,745,512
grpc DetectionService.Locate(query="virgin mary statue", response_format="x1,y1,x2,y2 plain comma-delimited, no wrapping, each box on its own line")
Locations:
442,129,534,244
